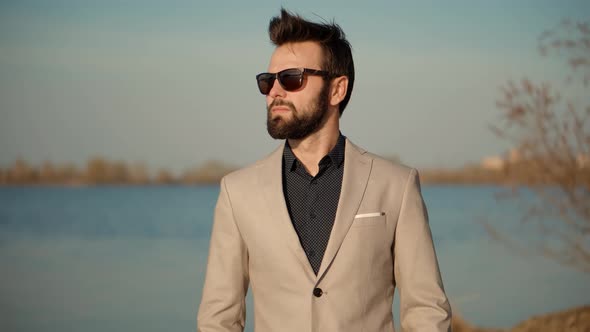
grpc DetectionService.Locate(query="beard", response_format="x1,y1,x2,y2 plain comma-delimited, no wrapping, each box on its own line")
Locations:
266,82,330,140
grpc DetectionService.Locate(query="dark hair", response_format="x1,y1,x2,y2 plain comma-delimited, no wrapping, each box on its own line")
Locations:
268,9,355,115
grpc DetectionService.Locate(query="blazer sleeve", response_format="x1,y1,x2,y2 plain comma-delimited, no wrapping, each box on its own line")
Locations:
393,169,452,332
197,176,249,332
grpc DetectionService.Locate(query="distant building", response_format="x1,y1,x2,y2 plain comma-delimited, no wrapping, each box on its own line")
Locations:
481,156,505,171
577,153,590,168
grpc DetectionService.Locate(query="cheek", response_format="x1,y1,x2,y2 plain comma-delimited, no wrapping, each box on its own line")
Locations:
290,93,312,108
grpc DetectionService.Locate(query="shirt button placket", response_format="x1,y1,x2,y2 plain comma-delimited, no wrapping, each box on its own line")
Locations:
309,178,317,220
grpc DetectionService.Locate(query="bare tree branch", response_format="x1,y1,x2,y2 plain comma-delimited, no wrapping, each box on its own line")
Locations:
489,20,590,274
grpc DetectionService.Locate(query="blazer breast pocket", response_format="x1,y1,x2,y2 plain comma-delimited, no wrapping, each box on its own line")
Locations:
351,212,386,227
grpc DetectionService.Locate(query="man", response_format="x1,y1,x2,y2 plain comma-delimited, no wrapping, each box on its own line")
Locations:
198,9,451,332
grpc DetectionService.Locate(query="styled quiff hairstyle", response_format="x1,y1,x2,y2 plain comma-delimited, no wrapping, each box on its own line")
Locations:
268,9,355,115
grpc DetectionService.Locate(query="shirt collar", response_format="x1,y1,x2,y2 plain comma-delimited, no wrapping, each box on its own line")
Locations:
283,133,346,172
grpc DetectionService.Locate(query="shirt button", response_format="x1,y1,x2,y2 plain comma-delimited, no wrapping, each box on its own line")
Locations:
310,212,316,219
309,250,315,258
313,287,323,297
310,179,317,185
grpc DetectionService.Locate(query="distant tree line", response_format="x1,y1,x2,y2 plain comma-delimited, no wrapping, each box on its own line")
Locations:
1,155,588,187
420,159,590,185
0,157,237,186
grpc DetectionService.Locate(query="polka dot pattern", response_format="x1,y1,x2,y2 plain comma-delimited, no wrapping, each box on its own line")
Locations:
282,134,345,275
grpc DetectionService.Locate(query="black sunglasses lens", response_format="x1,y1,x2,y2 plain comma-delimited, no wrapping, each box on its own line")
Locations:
256,69,304,94
278,69,303,91
256,74,275,94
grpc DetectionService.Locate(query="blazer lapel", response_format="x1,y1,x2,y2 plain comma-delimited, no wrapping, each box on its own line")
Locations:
257,145,316,281
316,139,373,281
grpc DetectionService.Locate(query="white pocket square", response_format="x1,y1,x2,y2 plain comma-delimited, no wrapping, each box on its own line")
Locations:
354,212,385,219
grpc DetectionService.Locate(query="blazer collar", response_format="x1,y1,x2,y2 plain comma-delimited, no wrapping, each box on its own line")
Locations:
257,144,316,281
317,139,372,281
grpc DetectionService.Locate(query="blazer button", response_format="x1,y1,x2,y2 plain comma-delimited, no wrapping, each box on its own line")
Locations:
313,287,323,297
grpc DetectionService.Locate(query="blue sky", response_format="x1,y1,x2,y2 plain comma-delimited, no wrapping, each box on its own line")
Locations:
1,1,589,172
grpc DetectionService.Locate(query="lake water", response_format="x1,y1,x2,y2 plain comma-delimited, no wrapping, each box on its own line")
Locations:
0,185,588,331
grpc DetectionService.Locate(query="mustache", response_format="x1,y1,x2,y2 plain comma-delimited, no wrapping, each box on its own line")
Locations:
268,99,296,112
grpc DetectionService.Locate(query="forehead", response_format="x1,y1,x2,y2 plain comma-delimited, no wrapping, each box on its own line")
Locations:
268,41,324,72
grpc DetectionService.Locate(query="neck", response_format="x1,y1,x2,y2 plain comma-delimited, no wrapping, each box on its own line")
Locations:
288,113,340,176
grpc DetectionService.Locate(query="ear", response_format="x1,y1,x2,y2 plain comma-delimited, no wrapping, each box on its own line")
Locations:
329,76,349,107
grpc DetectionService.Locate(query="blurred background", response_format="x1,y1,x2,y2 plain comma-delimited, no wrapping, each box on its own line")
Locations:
1,1,589,331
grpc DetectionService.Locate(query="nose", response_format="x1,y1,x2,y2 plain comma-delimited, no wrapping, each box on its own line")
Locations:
267,77,286,99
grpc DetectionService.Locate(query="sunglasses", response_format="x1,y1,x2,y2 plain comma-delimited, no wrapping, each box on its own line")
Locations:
256,68,330,95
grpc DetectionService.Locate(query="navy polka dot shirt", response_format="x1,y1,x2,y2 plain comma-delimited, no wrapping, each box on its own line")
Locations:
282,133,345,274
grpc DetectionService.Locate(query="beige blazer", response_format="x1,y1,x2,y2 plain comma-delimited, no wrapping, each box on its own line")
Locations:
197,139,451,332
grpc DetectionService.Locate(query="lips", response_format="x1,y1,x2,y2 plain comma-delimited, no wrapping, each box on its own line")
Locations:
271,106,291,113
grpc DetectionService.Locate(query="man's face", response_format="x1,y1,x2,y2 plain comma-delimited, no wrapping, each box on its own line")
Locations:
265,41,330,140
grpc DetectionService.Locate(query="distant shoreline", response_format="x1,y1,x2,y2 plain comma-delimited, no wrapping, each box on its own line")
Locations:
1,168,584,187
2,158,588,186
